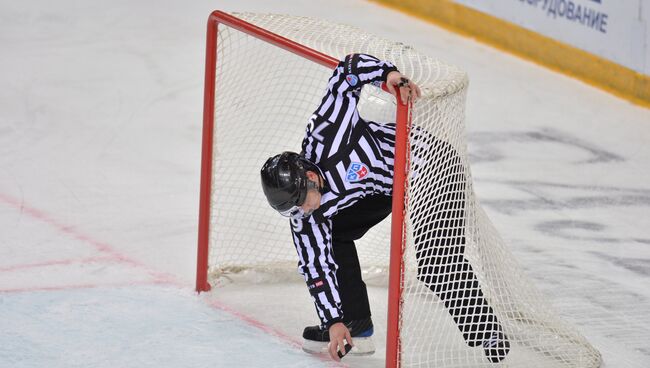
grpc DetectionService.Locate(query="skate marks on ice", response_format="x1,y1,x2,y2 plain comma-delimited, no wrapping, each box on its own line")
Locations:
467,126,650,252
468,127,623,165
481,181,650,245
536,220,650,245
514,246,650,366
467,127,650,366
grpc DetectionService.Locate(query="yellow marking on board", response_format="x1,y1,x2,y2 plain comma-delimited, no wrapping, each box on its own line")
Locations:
371,0,650,109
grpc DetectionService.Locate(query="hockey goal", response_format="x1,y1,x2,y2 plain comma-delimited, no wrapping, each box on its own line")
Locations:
195,11,602,368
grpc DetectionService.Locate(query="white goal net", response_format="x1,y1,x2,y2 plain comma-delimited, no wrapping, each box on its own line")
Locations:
200,12,602,368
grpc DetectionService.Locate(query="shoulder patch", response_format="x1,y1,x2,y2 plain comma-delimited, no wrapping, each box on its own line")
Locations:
346,74,359,87
346,162,369,182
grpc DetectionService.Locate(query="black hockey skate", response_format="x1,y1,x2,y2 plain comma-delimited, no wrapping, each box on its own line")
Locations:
482,330,510,363
302,317,375,356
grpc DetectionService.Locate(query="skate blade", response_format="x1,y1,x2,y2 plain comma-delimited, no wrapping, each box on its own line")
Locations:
302,336,375,356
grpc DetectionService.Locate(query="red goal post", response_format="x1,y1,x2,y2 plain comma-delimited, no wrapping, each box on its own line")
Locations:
195,11,411,367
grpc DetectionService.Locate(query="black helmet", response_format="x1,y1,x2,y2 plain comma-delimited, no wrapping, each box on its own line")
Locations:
260,152,320,214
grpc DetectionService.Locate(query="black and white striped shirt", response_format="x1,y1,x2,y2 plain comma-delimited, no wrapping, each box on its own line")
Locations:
291,54,398,328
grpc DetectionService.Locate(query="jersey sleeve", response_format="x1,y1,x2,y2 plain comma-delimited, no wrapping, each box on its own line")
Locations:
290,217,344,328
303,54,399,162
335,53,398,94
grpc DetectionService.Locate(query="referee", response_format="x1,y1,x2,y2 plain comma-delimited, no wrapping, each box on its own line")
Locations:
260,54,509,363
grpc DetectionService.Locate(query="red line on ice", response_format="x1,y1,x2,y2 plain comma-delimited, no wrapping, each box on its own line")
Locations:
0,192,333,364
206,299,303,348
0,192,176,285
205,299,347,367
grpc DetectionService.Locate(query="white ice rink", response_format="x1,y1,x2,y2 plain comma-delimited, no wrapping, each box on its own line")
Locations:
1,1,649,367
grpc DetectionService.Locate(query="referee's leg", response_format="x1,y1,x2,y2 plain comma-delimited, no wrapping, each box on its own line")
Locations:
411,139,501,346
331,195,392,321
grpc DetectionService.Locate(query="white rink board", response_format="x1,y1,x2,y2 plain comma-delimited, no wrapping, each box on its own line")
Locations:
454,0,649,74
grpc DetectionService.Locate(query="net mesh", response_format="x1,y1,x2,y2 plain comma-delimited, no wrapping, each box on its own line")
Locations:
206,12,601,367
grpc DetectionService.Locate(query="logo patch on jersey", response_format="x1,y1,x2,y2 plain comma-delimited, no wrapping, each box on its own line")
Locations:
346,162,369,182
308,278,327,296
346,74,359,86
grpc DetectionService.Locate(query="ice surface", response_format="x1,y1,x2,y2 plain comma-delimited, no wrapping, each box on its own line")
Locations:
1,286,336,368
0,0,648,367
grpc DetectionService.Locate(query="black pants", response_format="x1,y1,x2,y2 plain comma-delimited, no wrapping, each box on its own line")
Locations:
330,143,499,344
331,195,393,322
409,140,500,344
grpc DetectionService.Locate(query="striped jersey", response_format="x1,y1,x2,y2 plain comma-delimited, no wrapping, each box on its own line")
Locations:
291,54,399,328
